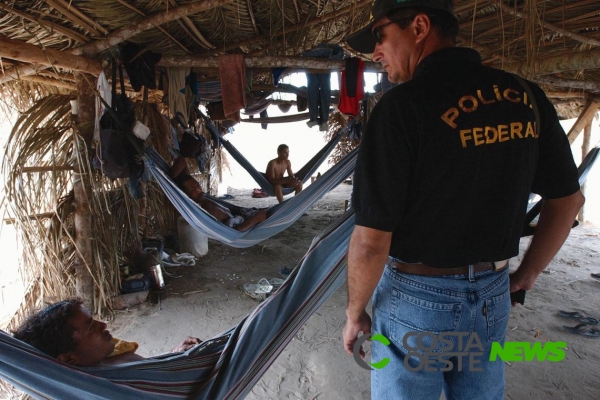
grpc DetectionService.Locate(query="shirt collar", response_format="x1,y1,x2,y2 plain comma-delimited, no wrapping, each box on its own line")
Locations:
413,47,482,79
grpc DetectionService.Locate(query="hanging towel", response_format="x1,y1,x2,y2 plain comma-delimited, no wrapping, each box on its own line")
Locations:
94,71,111,141
168,67,189,122
338,58,365,117
219,54,247,122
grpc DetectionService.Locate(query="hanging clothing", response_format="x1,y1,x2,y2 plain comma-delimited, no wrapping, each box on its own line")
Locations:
218,54,247,122
94,71,111,142
302,43,344,128
168,67,189,122
306,73,331,126
121,43,162,92
338,58,365,117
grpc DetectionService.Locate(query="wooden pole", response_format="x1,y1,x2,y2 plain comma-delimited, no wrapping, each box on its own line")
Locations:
0,36,102,74
578,119,593,222
73,73,96,310
567,98,598,145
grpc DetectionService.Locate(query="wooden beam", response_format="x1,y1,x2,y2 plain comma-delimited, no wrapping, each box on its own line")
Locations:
3,212,56,225
1,0,234,83
500,48,600,78
73,73,95,310
0,1,90,43
567,98,598,144
497,0,600,47
535,76,600,92
21,165,73,172
114,0,191,54
201,0,372,56
545,91,587,100
0,36,102,74
158,55,383,72
18,75,76,90
578,120,592,221
45,0,108,36
73,0,233,57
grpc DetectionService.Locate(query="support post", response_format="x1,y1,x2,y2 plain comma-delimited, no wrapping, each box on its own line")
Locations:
578,120,593,222
73,72,96,310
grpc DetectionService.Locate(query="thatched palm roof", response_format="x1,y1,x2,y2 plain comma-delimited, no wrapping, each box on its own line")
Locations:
1,0,599,326
0,0,599,118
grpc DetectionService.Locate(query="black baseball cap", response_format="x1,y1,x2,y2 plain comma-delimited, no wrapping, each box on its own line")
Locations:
345,0,454,53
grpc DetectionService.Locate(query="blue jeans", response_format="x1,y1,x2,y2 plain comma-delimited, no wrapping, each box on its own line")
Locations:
306,73,331,124
371,259,511,400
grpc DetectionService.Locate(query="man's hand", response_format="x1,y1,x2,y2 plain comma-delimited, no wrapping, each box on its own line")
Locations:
171,336,202,353
509,269,537,306
343,310,372,357
284,177,301,187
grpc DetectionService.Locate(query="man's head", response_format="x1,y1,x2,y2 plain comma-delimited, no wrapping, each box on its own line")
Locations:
13,300,115,367
277,144,289,159
180,176,205,203
346,0,458,82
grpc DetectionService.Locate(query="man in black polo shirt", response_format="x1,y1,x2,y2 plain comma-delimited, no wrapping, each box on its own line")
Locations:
342,0,584,398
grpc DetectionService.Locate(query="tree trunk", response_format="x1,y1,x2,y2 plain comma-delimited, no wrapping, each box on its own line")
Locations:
73,73,96,309
578,121,593,222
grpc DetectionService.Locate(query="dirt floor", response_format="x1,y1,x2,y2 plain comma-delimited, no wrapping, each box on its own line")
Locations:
107,183,600,400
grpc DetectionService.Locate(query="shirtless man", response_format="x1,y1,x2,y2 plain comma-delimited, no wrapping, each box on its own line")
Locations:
265,144,303,203
170,156,266,231
13,299,201,367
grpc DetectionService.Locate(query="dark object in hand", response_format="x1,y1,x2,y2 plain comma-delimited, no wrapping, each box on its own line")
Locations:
510,289,526,305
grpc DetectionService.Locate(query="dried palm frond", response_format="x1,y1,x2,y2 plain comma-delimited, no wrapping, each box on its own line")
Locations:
327,111,361,166
1,94,157,327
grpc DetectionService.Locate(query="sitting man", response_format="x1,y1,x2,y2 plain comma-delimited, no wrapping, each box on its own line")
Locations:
265,144,303,203
12,299,201,367
170,156,266,232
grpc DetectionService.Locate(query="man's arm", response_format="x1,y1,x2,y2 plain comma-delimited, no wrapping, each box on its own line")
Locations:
286,160,295,179
510,190,585,292
170,156,189,180
265,160,279,184
343,225,392,356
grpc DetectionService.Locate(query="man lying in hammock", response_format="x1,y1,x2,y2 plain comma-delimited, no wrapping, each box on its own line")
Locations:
266,144,303,203
13,299,201,367
170,156,267,231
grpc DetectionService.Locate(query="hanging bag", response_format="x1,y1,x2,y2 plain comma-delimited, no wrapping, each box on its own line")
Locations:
94,60,142,179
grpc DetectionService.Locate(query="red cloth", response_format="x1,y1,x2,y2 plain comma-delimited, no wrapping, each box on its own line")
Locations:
338,58,365,116
218,54,247,122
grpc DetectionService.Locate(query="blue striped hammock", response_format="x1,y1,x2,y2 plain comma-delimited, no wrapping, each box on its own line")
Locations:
144,144,357,248
0,210,355,399
202,112,356,197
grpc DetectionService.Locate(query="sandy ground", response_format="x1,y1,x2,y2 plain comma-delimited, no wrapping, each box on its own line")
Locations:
108,183,600,400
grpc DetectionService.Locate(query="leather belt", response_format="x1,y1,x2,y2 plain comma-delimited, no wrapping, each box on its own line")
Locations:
390,260,509,276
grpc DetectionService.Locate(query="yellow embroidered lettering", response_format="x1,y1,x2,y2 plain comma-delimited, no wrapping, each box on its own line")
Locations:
503,88,521,103
441,108,460,129
525,121,536,138
473,127,484,146
485,126,498,143
459,96,478,112
477,90,496,105
493,85,502,101
510,122,523,139
460,129,472,148
498,125,509,142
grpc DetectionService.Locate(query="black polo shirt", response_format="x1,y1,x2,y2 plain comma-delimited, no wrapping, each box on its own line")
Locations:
352,47,580,267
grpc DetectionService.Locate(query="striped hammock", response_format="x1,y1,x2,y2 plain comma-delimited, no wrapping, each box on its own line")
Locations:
144,144,357,248
202,112,356,197
0,210,355,400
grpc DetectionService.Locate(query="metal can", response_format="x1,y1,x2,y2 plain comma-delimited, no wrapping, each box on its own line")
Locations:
150,264,165,290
